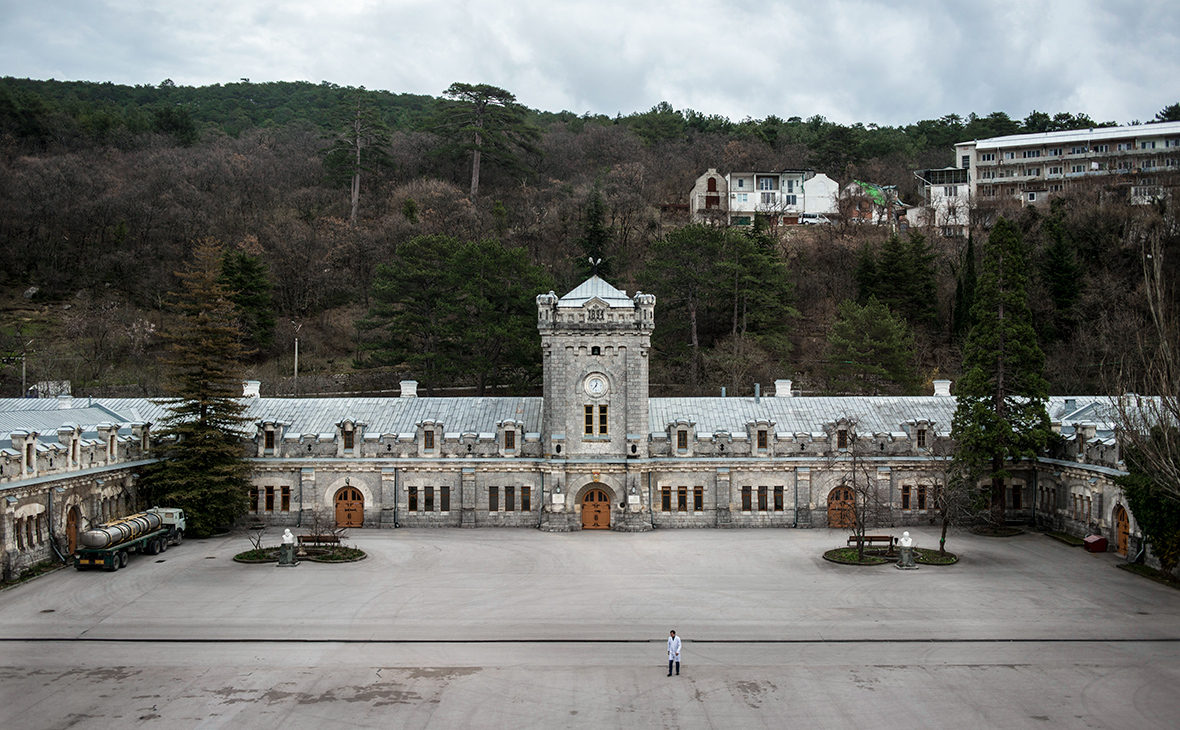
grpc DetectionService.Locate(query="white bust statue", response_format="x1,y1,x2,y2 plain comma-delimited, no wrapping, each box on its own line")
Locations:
282,528,295,545
899,531,913,548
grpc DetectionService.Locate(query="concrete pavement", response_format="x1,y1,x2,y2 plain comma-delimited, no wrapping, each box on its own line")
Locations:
1,526,1178,729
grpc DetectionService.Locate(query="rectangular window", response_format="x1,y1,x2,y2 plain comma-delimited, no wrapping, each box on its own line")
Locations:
423,431,434,450
757,430,768,450
757,177,775,190
1048,148,1062,156
837,430,848,449
425,486,434,512
409,487,418,512
1023,150,1040,158
760,192,776,206
783,194,797,206
441,486,450,512
736,178,745,189
962,155,971,168
694,487,703,511
741,486,752,511
1071,164,1085,173
1117,143,1132,151
265,486,275,512
736,193,748,203
902,485,911,510
506,486,515,512
281,486,290,512
917,429,927,448
980,152,996,162
250,487,260,512
265,430,275,450
1005,152,1015,160
677,430,688,451
489,486,499,512
585,406,594,435
521,486,530,512
918,485,927,511
15,519,22,550
1026,167,1040,177
1048,166,1063,175
504,430,515,451
757,486,768,511
677,487,687,512
1070,146,1088,154
1167,139,1180,148
1140,141,1156,150
774,486,784,511
943,185,957,197
661,487,671,512
1094,144,1109,152
599,405,608,435
343,430,354,450
1012,484,1022,510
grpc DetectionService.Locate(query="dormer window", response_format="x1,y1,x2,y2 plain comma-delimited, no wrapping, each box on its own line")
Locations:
757,430,768,450
504,431,515,451
343,430,354,451
265,430,275,451
677,430,688,451
917,428,927,448
837,430,848,449
424,431,435,450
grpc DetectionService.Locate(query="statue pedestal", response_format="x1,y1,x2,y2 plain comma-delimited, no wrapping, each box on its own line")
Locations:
277,542,299,567
896,545,917,570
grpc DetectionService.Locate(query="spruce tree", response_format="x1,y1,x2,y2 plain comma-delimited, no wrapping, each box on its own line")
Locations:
1039,215,1082,341
827,297,917,395
952,235,978,337
952,218,1052,524
140,240,254,537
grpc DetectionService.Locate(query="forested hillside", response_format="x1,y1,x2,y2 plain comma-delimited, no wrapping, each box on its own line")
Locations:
0,77,1175,399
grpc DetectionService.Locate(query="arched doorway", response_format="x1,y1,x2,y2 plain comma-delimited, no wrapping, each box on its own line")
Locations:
581,489,611,530
335,487,364,528
828,486,856,529
66,506,80,555
1114,505,1129,556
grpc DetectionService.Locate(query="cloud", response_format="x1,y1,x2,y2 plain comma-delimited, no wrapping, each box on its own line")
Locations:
0,0,1176,126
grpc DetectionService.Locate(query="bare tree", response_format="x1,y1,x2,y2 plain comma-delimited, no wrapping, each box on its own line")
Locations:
826,418,891,561
1116,204,1180,501
922,439,985,554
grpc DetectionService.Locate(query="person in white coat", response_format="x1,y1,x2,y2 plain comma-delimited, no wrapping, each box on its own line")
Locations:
667,630,681,676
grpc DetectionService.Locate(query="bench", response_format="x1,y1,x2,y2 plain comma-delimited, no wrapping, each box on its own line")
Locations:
847,534,897,550
298,535,341,546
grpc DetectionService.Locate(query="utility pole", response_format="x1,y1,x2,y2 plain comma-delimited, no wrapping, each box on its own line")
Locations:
291,322,302,397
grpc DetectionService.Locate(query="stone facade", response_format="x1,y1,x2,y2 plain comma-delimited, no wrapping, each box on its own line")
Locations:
0,275,1159,578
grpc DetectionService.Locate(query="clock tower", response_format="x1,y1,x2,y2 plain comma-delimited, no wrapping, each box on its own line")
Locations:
536,276,655,460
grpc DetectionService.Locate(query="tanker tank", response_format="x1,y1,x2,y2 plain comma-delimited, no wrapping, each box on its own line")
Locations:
79,512,164,549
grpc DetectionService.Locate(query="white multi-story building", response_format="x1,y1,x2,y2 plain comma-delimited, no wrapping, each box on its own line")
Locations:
956,121,1180,207
910,167,971,237
690,168,838,226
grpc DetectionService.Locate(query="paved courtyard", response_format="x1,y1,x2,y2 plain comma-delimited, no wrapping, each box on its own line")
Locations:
1,526,1178,729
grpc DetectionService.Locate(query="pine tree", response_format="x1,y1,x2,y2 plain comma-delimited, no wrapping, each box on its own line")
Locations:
853,243,879,304
903,231,939,328
219,250,275,353
952,218,1052,524
140,240,254,537
952,234,978,337
1039,215,1082,341
321,88,393,225
576,183,613,278
827,297,918,395
863,232,938,328
435,83,540,201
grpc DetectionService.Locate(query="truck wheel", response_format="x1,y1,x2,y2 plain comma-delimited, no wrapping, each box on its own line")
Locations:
119,551,128,569
145,539,158,556
159,538,167,553
174,531,183,546
108,556,119,572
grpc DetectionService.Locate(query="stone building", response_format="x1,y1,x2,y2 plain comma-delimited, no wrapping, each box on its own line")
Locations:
0,276,1152,578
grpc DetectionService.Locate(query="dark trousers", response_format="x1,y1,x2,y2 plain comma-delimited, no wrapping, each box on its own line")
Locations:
668,660,679,675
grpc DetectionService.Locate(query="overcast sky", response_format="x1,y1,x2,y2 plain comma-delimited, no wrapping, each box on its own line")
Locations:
2,0,1177,127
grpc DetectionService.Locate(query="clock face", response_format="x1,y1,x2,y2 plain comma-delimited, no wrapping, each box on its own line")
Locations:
585,375,607,397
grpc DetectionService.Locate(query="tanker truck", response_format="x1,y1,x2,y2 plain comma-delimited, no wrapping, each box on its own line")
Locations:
74,507,186,572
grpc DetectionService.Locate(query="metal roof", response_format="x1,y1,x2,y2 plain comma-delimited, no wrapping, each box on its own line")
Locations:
962,121,1180,151
557,276,634,309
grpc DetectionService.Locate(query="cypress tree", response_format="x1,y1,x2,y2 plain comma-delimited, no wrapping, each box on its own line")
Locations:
952,218,1052,524
140,240,254,537
853,243,879,304
219,250,275,353
952,234,978,337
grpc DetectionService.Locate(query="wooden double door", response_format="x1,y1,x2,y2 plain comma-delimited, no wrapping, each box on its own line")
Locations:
335,487,364,528
581,489,611,530
828,486,856,529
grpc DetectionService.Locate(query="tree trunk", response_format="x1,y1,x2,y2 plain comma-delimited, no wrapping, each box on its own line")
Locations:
991,453,1006,525
470,131,482,200
350,172,360,226
689,297,700,391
